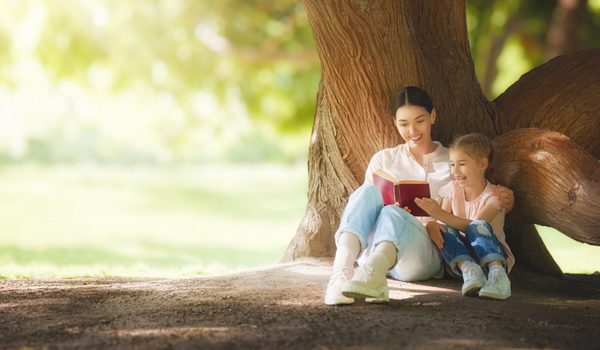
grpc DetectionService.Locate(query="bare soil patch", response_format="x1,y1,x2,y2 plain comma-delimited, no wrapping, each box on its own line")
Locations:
1,259,599,349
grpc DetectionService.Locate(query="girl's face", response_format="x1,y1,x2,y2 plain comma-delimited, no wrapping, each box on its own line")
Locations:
449,148,488,188
394,105,436,152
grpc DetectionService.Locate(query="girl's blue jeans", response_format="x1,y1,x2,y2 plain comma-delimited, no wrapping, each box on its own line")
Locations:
334,184,442,282
440,221,507,279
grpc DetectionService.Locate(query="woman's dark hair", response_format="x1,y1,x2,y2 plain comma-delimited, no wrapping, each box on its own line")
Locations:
450,133,500,185
390,86,434,120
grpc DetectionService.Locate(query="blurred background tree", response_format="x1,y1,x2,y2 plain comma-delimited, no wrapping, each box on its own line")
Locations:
0,0,599,164
468,0,600,98
0,0,318,164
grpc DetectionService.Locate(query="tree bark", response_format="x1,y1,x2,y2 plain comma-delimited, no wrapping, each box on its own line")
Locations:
492,128,600,276
503,224,563,277
493,129,600,245
494,48,600,159
281,0,600,275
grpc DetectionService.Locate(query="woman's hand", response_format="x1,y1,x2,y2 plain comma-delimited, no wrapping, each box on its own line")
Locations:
414,197,441,218
394,202,412,213
426,221,446,249
491,185,515,212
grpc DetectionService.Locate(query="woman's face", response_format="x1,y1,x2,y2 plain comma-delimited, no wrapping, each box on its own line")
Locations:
394,105,436,151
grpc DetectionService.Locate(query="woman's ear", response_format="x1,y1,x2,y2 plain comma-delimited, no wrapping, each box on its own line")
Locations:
430,108,437,124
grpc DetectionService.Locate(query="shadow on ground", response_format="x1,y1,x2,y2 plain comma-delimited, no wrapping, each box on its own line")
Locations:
0,259,599,350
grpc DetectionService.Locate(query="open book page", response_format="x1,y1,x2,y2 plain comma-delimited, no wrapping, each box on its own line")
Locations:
373,169,397,183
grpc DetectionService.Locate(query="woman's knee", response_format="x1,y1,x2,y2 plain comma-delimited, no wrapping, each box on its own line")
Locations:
346,184,383,210
445,225,460,235
351,183,382,201
380,204,412,220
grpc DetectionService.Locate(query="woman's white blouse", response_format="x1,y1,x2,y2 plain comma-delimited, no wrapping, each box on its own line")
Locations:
364,142,453,224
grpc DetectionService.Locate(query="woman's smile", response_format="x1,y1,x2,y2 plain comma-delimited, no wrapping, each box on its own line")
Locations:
410,134,422,142
394,104,436,155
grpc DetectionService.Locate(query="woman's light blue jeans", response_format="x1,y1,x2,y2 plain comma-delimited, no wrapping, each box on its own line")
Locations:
334,184,441,282
440,220,507,279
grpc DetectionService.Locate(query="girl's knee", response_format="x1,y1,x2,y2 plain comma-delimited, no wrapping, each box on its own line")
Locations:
467,220,493,237
466,221,504,249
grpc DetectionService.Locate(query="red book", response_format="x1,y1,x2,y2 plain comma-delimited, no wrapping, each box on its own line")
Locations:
372,169,431,216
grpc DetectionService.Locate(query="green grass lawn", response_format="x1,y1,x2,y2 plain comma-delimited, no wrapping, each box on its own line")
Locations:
0,163,307,278
537,225,600,274
0,164,598,278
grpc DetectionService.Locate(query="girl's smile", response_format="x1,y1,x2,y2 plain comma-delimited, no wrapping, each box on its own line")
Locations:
449,148,488,200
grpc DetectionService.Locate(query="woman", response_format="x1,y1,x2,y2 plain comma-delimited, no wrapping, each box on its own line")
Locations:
325,86,514,305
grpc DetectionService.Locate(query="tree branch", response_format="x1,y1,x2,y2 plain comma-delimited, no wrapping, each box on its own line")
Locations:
493,128,600,246
494,48,600,159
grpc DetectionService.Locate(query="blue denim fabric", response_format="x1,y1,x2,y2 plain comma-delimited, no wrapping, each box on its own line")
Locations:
440,220,507,278
334,184,441,281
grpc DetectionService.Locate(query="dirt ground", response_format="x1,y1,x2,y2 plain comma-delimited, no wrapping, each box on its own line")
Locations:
1,259,599,350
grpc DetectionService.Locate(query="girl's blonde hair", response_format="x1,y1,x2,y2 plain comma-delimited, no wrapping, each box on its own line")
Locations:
449,133,500,185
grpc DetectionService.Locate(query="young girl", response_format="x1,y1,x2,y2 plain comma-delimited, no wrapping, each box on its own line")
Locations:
415,133,514,300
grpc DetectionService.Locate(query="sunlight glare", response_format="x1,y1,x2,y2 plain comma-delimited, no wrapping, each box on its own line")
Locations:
92,4,109,27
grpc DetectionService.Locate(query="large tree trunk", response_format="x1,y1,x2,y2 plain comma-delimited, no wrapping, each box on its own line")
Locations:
282,0,498,262
281,0,600,276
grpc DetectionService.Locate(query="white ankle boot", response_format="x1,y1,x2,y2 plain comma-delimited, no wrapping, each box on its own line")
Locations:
325,247,355,305
341,252,389,303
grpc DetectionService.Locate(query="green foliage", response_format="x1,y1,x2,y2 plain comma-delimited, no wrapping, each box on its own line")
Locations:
1,0,599,163
467,0,600,99
0,0,319,163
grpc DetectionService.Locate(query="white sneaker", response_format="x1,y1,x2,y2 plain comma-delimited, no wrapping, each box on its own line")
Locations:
341,252,389,303
324,267,355,305
479,268,511,300
461,263,486,296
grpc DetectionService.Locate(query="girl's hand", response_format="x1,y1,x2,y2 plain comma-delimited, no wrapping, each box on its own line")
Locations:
394,202,412,213
492,185,515,212
414,197,441,217
426,221,446,249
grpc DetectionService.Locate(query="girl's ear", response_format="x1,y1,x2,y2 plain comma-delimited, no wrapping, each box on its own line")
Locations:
430,108,437,124
478,157,489,172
